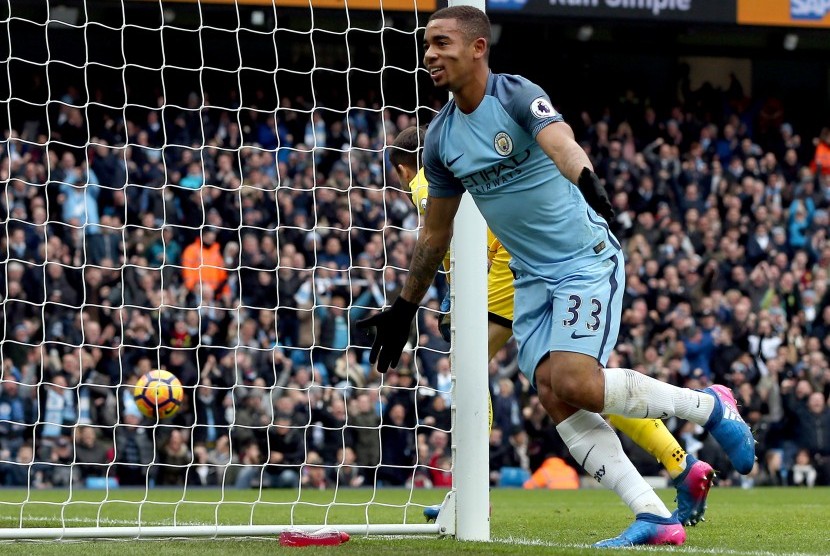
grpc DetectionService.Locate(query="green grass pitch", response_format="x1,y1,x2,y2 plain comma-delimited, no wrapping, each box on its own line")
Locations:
0,487,827,554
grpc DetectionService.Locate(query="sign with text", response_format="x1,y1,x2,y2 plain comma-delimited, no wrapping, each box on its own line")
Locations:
738,0,830,27
160,0,436,11
487,0,736,23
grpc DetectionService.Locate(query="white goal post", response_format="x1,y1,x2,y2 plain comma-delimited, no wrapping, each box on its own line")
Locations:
0,0,488,542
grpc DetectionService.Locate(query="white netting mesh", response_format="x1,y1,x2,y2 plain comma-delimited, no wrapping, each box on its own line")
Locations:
0,0,453,534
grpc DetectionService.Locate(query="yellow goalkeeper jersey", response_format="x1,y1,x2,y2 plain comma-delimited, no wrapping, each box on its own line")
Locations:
409,167,430,217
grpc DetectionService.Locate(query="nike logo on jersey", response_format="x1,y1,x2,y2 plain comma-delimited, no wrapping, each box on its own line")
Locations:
447,153,464,167
570,331,594,340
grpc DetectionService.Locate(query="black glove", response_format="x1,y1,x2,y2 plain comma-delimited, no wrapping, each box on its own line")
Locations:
356,296,419,373
577,167,615,223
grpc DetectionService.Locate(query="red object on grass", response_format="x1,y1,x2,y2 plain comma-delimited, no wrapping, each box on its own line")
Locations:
279,530,350,547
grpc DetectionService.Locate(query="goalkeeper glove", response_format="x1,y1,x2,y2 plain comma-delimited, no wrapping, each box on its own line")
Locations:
438,289,451,343
577,167,615,223
356,296,419,373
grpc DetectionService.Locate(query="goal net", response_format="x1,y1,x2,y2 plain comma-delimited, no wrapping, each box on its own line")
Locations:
0,0,489,542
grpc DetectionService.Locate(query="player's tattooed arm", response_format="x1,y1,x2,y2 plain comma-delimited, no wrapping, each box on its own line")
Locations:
402,240,447,302
400,194,462,303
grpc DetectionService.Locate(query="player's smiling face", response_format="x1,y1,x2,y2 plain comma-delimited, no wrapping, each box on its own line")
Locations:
423,18,480,92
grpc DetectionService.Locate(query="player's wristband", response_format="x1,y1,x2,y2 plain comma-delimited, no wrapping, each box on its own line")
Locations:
577,167,614,222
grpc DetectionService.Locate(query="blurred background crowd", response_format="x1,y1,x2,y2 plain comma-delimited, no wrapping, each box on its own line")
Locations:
1,73,830,491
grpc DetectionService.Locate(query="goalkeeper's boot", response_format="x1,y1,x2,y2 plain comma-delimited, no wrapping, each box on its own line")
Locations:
594,513,685,548
673,454,715,526
424,502,492,522
423,505,441,522
701,385,756,474
438,289,451,343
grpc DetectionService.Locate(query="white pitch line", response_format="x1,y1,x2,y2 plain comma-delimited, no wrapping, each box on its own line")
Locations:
496,535,827,556
0,523,822,555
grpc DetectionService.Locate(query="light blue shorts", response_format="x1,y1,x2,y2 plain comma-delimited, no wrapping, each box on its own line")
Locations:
512,252,625,388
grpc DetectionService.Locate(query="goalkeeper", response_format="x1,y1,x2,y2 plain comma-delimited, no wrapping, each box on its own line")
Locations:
389,125,714,527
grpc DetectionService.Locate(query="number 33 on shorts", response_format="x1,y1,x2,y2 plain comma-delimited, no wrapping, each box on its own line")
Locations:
563,294,603,337
551,256,624,365
512,256,624,380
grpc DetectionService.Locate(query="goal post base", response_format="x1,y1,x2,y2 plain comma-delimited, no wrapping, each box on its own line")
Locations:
434,490,456,538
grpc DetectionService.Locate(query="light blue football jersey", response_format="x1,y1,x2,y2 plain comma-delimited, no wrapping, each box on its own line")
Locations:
424,72,619,280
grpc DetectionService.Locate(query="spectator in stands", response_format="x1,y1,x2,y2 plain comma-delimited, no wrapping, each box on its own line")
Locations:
189,443,217,486
40,374,76,441
810,127,830,177
421,393,452,432
377,403,415,486
348,393,381,473
782,386,830,484
156,429,190,486
74,426,111,480
302,451,328,490
309,394,351,464
114,410,154,486
164,349,199,388
509,428,531,475
233,440,264,489
1,443,35,487
488,426,511,486
0,375,34,454
433,356,452,403
426,429,452,488
181,228,229,302
229,390,267,450
266,413,304,488
493,378,523,439
791,448,818,487
682,322,716,381
45,436,74,487
207,435,232,485
789,198,815,250
192,380,228,446
331,446,364,487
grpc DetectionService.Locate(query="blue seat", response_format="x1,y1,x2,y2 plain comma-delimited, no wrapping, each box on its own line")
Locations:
85,476,120,489
498,466,530,488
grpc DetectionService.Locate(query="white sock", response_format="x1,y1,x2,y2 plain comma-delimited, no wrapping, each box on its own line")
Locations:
602,368,715,426
557,410,672,518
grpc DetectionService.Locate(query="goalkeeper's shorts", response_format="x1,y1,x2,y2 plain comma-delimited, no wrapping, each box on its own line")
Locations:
487,243,514,327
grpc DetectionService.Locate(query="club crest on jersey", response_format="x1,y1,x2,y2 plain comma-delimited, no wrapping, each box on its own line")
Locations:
494,132,513,156
531,97,556,119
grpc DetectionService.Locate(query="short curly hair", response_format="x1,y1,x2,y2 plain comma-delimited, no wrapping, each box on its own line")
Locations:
428,5,491,56
389,125,426,171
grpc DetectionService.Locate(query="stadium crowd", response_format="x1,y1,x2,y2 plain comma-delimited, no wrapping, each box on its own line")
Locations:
1,74,830,491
